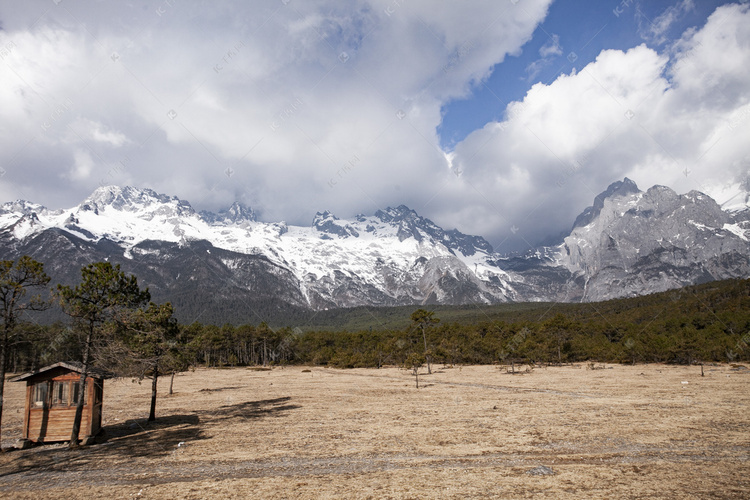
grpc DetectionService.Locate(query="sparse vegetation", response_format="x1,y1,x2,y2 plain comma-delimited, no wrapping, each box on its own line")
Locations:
1,259,749,416
1,364,749,498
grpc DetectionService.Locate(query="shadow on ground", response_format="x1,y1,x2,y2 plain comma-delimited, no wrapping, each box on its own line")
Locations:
0,413,205,477
199,396,302,421
98,413,206,456
198,386,243,393
0,397,301,478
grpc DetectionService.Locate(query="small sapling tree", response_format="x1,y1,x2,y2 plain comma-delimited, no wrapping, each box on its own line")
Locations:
410,309,439,374
405,352,426,389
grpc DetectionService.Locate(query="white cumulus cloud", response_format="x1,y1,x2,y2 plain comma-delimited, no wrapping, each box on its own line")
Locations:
446,3,750,251
0,1,747,254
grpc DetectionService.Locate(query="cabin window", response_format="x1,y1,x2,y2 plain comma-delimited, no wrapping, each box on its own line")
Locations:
33,382,48,407
52,381,70,406
31,378,90,408
71,381,86,406
45,380,87,406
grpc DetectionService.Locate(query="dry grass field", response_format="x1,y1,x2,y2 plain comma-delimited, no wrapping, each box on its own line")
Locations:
0,363,748,499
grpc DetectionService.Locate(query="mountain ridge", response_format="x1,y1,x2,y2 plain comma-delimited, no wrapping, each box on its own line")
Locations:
0,180,748,323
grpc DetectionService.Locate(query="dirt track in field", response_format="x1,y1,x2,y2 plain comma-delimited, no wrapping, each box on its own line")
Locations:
1,363,749,499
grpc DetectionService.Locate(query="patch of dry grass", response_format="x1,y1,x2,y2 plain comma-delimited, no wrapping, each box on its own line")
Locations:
1,363,748,499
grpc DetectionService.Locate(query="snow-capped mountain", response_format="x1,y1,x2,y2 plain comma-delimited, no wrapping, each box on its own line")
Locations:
0,181,748,323
0,186,513,319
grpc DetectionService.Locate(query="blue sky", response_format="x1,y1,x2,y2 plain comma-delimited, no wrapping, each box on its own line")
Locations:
0,0,748,252
439,0,730,150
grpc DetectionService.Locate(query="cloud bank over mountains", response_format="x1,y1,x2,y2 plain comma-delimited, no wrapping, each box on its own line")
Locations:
0,1,748,252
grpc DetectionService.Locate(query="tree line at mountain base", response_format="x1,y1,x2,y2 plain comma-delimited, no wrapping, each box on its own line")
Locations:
7,274,750,376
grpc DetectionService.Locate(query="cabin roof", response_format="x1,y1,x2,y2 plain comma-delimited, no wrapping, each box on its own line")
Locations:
10,361,112,382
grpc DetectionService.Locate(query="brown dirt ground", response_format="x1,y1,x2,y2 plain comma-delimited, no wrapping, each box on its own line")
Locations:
0,363,748,499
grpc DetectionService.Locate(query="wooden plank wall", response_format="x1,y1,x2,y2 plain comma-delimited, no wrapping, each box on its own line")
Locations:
23,373,102,443
27,408,93,442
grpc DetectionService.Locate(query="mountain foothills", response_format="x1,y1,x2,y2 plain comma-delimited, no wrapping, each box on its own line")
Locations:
0,179,748,324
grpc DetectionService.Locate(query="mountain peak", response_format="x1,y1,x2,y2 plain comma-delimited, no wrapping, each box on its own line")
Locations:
312,210,359,238
313,210,336,220
572,178,641,229
82,186,195,217
0,200,48,216
224,202,255,222
597,177,640,203
374,205,493,255
374,205,418,223
202,201,256,224
1,182,748,312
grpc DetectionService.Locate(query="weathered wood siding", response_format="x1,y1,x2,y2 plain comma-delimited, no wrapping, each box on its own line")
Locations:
22,373,103,443
27,407,93,442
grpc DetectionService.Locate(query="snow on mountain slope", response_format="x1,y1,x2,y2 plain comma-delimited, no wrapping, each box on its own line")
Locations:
0,186,512,308
1,181,748,310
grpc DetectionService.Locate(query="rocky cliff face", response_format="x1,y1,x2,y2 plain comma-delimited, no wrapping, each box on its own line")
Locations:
550,183,750,300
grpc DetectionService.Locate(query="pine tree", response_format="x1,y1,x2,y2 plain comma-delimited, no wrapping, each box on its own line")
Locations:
0,257,50,449
57,262,149,447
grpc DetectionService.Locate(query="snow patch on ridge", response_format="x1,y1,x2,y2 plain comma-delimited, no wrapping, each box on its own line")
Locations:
723,223,748,241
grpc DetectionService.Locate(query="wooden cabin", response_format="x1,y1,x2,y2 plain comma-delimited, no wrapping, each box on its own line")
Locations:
11,362,108,444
